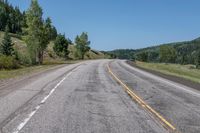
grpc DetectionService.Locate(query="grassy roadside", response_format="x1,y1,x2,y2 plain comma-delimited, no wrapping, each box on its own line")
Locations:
135,61,200,84
0,60,81,80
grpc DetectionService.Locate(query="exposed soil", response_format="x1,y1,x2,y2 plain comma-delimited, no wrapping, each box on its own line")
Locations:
126,61,200,91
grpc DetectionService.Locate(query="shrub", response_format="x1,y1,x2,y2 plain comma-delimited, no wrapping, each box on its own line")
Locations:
19,54,31,65
14,50,31,66
0,55,19,69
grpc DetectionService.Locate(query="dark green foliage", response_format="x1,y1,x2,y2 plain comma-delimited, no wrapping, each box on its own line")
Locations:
75,32,90,59
0,26,14,56
50,26,57,40
67,38,73,45
0,0,25,34
0,55,19,69
159,45,176,63
25,0,43,64
45,17,57,40
147,50,159,62
108,37,200,67
53,34,69,59
136,51,148,62
108,49,135,59
195,50,200,69
100,51,117,59
0,0,60,69
25,0,52,64
14,49,31,65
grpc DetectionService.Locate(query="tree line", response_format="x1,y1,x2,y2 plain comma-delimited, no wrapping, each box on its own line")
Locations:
0,0,25,33
109,38,200,69
0,0,91,69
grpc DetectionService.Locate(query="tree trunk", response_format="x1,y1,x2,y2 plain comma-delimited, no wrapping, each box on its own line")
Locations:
81,53,84,60
38,50,43,65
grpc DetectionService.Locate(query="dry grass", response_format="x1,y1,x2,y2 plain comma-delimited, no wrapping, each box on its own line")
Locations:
136,61,200,83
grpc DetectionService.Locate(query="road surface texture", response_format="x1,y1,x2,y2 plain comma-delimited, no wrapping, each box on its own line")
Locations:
110,60,200,133
0,60,199,133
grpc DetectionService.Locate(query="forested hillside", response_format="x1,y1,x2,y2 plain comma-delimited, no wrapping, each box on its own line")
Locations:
107,49,135,59
0,0,108,69
109,37,200,68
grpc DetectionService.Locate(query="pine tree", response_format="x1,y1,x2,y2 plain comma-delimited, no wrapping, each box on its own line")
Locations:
50,26,57,40
196,50,200,69
53,34,69,59
0,25,14,56
159,45,177,63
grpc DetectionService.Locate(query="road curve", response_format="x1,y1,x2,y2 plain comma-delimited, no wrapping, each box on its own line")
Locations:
0,60,168,133
0,59,199,133
110,60,200,133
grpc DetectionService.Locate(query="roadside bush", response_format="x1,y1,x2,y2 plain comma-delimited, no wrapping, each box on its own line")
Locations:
14,50,31,66
0,55,19,69
9,33,22,40
19,54,31,66
47,50,55,58
189,65,196,69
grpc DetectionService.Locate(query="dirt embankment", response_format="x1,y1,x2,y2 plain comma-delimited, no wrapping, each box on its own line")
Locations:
127,61,200,91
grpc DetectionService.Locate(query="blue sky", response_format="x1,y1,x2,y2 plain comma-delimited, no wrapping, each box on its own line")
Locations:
10,0,200,51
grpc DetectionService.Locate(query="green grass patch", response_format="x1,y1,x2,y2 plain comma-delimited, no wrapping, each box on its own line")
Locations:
136,61,200,84
0,65,57,80
0,60,82,80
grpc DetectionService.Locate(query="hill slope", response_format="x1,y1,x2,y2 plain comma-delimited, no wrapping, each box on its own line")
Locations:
0,32,108,64
108,37,200,64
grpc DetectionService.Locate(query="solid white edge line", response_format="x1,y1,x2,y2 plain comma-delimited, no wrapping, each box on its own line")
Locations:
122,60,200,97
12,72,72,133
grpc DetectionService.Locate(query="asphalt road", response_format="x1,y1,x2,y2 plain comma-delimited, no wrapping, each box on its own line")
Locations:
0,60,199,133
110,60,200,133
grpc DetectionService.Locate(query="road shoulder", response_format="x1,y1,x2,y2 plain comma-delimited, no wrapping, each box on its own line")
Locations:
126,60,200,91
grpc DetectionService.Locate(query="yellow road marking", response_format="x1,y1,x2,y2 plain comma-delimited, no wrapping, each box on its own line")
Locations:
107,64,179,133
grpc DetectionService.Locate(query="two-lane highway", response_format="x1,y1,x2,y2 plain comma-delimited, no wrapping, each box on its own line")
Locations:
0,60,199,133
110,60,200,133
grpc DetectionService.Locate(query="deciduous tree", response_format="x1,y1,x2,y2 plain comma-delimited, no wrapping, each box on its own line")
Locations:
75,32,90,59
25,0,51,64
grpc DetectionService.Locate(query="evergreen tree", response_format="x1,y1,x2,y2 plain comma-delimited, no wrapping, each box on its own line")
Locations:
0,25,13,56
43,17,57,40
53,34,69,59
0,0,25,33
196,50,200,69
44,17,52,40
50,26,57,40
136,51,148,62
159,45,176,63
75,32,90,59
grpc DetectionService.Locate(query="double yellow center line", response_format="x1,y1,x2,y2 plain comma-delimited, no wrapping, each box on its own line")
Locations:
107,64,180,133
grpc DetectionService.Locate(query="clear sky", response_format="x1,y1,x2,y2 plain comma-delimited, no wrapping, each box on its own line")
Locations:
10,0,200,51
